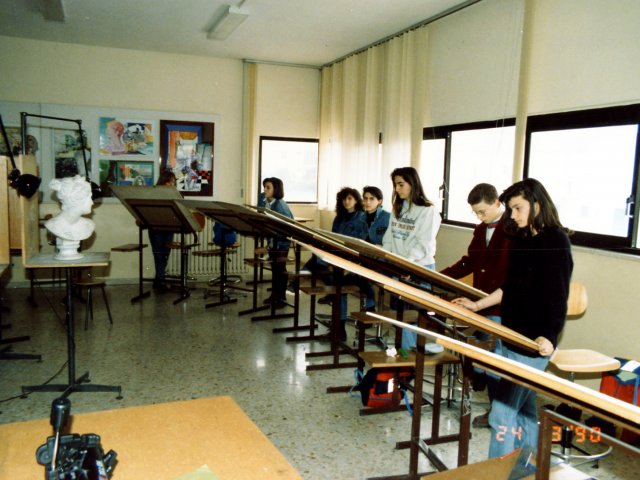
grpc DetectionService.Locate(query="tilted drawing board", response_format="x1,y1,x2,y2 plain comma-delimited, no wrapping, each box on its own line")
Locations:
322,230,486,300
373,314,640,434
181,200,276,238
252,205,360,257
299,242,640,436
110,185,200,233
299,240,537,352
257,205,485,300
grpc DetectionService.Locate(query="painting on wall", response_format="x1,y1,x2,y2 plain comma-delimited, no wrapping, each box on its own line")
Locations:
99,159,154,197
0,126,39,156
99,117,154,156
159,120,214,197
53,128,91,178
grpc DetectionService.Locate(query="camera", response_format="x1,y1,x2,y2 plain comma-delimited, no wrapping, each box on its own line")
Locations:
35,397,117,479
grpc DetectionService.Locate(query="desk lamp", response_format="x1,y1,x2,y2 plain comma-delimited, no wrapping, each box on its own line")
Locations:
0,114,41,198
20,112,102,200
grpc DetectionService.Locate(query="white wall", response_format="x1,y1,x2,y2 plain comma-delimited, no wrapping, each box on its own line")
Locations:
253,63,322,225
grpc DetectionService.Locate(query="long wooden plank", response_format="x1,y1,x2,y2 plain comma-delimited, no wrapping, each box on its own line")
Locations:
299,241,537,352
323,230,486,299
368,313,640,434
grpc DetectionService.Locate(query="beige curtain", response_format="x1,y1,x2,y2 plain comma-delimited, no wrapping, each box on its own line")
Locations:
319,26,431,208
243,62,258,206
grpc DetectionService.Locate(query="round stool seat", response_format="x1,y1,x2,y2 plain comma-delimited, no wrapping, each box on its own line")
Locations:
551,349,621,373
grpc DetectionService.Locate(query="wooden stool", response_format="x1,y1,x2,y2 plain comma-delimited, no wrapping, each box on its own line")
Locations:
74,277,113,330
358,350,460,417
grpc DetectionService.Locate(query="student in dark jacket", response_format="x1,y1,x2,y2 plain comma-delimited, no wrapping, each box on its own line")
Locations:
440,183,513,427
148,170,177,293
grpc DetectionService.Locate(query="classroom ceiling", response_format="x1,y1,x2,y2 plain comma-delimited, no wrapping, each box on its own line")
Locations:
0,0,476,67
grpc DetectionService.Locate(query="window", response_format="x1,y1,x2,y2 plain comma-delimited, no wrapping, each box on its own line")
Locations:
525,104,640,252
259,136,319,203
422,120,515,224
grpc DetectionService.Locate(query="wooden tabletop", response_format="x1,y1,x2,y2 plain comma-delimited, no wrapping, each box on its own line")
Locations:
423,452,592,479
0,396,301,480
350,309,420,325
359,350,459,368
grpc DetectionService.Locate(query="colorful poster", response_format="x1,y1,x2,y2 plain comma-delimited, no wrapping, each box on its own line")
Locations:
99,159,154,197
159,120,214,197
99,117,153,156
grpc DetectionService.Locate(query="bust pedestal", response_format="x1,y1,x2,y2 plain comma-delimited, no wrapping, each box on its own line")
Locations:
54,238,83,260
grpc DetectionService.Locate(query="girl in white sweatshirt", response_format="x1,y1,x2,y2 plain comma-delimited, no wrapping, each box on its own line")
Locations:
382,166,441,348
382,167,441,269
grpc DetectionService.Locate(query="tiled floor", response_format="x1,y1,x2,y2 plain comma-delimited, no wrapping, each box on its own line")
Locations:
0,279,637,479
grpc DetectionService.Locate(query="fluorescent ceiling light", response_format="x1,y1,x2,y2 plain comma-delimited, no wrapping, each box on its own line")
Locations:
207,5,249,40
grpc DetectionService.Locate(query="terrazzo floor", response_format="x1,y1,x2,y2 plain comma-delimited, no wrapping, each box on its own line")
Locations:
0,279,637,479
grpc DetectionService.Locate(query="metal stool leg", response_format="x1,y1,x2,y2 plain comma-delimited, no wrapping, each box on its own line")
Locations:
100,285,114,325
84,286,93,330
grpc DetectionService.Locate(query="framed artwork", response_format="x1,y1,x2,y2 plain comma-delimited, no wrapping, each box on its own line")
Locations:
0,126,38,156
99,159,154,197
99,117,154,156
53,128,91,178
159,120,214,197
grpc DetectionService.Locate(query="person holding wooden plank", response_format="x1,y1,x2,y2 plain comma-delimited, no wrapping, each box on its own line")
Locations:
440,183,513,428
452,178,573,458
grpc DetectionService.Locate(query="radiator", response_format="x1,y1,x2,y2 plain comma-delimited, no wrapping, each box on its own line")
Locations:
166,217,247,278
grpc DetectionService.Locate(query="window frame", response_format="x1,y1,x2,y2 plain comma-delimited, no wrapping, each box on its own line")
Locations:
258,135,319,204
524,104,640,254
423,118,516,227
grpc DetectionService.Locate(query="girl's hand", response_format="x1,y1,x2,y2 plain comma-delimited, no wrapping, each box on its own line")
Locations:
451,297,479,312
535,336,554,356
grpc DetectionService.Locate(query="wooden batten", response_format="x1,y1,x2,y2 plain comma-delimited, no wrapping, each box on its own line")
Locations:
0,156,10,264
6,154,40,263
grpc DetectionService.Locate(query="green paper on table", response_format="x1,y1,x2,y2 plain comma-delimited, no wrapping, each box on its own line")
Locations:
175,464,220,480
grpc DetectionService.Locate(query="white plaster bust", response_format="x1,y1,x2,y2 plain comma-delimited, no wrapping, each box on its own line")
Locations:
45,175,95,241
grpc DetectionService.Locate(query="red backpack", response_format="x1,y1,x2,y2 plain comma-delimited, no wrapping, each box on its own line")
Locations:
353,368,414,409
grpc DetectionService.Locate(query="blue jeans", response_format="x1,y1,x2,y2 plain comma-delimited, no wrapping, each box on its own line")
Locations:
338,273,375,320
477,315,502,402
148,229,174,285
399,264,435,350
488,345,549,458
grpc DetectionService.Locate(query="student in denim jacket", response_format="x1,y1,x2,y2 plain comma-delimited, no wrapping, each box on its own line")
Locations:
262,177,294,308
313,187,369,339
331,187,368,239
362,186,391,245
359,186,391,310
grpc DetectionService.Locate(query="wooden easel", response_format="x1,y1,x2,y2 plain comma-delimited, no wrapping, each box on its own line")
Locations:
0,155,42,362
111,185,203,304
